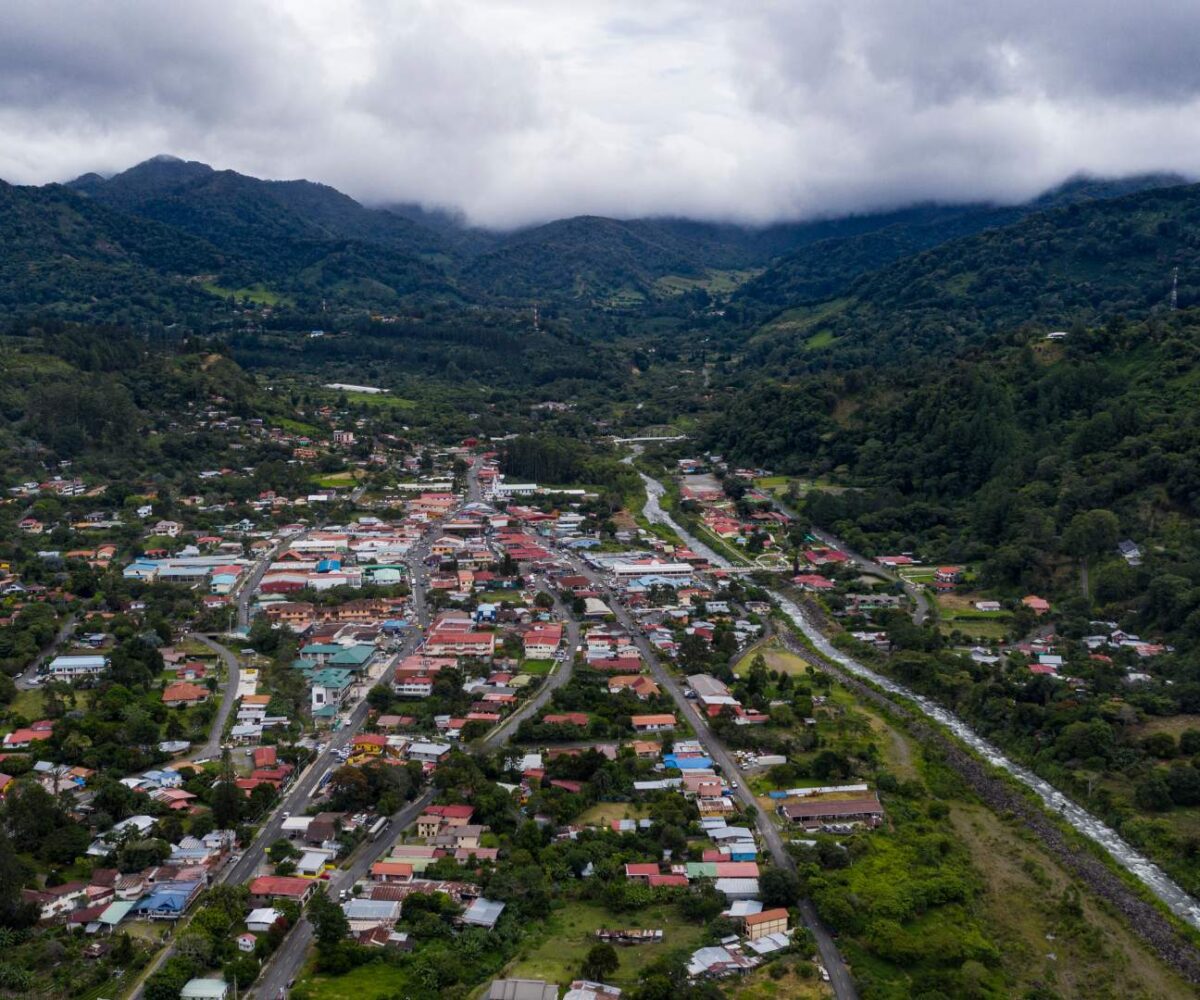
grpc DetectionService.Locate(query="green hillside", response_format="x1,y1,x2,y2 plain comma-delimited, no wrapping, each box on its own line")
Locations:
0,179,225,325
735,181,1200,374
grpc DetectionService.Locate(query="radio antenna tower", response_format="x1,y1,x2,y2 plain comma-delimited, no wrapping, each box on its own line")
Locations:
1170,267,1179,311
532,302,540,332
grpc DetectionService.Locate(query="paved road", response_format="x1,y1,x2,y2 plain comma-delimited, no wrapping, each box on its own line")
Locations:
130,526,439,1000
558,549,859,999
466,455,484,504
187,635,242,760
804,525,930,625
252,789,436,1000
249,461,518,995
16,611,80,689
236,533,299,629
476,586,579,754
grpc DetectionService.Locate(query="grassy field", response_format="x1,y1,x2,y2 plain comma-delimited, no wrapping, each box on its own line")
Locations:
8,687,85,719
499,900,707,989
201,282,292,306
734,639,810,676
806,663,1196,998
337,391,417,409
726,960,831,999
1131,713,1200,739
934,591,1013,640
275,417,323,437
295,960,411,1000
310,470,364,488
575,802,650,826
804,329,841,351
949,802,1194,999
476,591,527,605
519,658,554,676
654,268,762,296
758,297,851,338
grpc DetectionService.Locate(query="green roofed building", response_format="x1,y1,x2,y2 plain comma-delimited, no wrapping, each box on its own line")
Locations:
309,668,353,720
299,643,343,664
330,644,375,670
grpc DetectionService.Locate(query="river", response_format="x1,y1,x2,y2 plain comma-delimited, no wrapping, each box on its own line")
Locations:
635,466,1200,930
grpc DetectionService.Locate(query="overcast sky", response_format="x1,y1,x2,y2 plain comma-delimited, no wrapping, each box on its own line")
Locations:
1,0,1199,227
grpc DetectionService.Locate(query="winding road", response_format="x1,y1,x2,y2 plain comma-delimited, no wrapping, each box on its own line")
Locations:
252,789,436,1000
16,611,80,690
557,536,859,1000
187,634,241,761
636,463,1200,932
246,459,580,996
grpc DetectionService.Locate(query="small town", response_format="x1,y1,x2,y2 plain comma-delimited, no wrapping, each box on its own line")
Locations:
0,376,1191,1000
4,6,1200,999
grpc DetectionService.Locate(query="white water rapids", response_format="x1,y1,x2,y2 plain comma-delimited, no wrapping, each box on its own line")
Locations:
638,469,1200,929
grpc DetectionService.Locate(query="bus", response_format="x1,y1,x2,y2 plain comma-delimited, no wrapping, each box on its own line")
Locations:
367,817,388,841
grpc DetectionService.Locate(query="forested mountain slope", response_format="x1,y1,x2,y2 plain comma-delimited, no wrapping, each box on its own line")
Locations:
734,180,1200,374
730,174,1186,316
0,179,225,325
68,157,454,304
708,312,1200,638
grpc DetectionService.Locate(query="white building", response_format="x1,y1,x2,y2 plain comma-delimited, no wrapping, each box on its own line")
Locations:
47,654,108,680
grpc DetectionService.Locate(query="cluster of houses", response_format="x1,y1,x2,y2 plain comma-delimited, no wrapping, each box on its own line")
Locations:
24,822,235,928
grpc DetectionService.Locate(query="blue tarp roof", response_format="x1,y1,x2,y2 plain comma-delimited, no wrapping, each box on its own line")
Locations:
664,755,714,770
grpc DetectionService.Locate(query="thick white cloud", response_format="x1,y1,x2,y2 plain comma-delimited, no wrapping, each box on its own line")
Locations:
0,0,1198,226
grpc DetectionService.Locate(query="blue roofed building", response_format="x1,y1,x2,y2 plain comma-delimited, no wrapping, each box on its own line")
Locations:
132,880,203,920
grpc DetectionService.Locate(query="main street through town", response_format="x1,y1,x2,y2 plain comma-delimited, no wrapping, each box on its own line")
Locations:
139,456,860,999
248,460,584,996
557,545,859,1000
131,525,440,999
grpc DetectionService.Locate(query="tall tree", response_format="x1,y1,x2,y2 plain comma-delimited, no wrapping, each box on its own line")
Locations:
211,749,242,830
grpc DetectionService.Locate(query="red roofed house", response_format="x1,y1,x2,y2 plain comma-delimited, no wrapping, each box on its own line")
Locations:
3,719,54,748
648,874,689,888
542,712,589,728
524,623,563,659
1023,595,1051,615
426,804,474,824
248,876,318,907
625,863,660,881
793,574,835,592
588,656,644,673
804,548,848,566
934,566,963,584
631,714,676,733
424,630,496,658
162,682,210,707
743,907,789,940
370,862,414,883
713,862,759,878
608,675,660,699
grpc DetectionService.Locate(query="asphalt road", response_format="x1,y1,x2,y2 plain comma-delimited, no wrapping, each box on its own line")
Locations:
475,585,579,754
804,525,930,626
187,634,242,761
16,611,80,689
237,535,296,629
252,789,436,1000
130,528,439,999
560,548,860,1000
